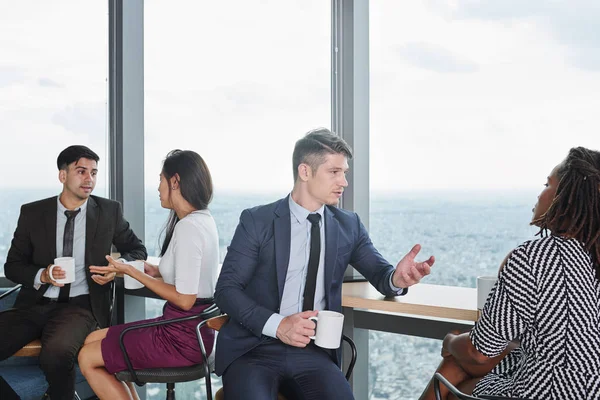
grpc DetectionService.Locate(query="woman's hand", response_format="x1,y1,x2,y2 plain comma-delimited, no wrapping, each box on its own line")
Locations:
90,270,117,286
90,255,133,277
441,330,461,358
144,261,161,278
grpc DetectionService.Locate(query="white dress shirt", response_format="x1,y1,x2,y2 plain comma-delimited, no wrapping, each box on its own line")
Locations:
33,197,89,298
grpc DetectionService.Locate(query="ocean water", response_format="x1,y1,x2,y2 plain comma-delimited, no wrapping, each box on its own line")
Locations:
0,189,539,399
144,189,539,400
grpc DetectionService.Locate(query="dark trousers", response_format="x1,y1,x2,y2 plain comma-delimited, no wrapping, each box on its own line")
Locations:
0,295,97,400
222,340,354,400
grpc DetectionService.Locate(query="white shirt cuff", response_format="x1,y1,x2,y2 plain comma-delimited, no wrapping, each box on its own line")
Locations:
262,313,285,339
389,273,406,295
34,268,45,289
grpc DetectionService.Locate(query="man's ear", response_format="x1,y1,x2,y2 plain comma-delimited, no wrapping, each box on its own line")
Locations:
58,169,67,184
298,164,311,182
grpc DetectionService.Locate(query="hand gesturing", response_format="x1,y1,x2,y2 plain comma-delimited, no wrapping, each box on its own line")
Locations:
392,244,434,288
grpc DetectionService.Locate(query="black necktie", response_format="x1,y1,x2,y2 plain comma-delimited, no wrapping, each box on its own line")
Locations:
302,213,321,312
58,209,81,303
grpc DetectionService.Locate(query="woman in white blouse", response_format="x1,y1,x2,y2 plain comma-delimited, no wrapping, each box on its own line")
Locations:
78,150,219,400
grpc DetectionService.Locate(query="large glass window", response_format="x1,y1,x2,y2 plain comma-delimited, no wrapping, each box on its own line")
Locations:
144,1,330,397
369,1,599,398
0,1,108,276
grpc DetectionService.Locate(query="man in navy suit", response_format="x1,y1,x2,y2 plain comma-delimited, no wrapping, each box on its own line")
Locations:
215,128,435,399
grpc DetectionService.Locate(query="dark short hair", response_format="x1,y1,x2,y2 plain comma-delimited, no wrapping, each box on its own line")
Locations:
159,149,214,256
292,128,353,182
57,145,100,170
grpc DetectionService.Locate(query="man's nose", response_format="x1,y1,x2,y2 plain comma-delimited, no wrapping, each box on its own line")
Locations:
341,175,348,187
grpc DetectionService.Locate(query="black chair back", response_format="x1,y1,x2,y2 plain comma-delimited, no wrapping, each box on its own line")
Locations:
433,372,532,400
115,303,221,400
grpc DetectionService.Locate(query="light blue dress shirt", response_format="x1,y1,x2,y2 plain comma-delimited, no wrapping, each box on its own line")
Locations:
262,196,404,339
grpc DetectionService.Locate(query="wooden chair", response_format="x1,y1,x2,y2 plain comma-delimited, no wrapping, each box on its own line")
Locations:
0,285,52,399
200,315,357,400
0,284,43,357
0,283,112,400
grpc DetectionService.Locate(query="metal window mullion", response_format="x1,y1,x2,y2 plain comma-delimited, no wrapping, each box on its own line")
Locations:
333,1,371,399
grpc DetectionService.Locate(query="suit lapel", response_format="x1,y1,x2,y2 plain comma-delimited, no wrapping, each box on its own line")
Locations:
44,197,58,261
85,196,99,270
324,207,339,305
39,198,59,295
274,197,291,303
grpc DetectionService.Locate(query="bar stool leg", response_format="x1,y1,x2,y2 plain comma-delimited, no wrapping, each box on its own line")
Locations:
166,383,175,400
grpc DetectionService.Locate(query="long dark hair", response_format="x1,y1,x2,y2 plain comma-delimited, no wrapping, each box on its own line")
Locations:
159,150,213,256
532,146,600,275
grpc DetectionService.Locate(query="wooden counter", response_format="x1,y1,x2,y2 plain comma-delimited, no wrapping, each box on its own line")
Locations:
342,282,478,322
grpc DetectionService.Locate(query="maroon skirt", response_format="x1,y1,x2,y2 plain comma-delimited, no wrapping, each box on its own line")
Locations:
101,301,215,374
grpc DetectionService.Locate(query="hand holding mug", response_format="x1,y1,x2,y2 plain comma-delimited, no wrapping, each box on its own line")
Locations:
44,257,76,286
41,264,65,287
144,261,161,278
276,310,318,348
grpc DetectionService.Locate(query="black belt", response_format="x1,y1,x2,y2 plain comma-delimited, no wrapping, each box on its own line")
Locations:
40,294,90,306
40,297,59,304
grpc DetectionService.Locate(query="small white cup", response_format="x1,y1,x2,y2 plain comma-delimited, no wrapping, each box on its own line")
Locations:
309,310,345,349
124,260,145,290
50,257,76,284
477,275,498,317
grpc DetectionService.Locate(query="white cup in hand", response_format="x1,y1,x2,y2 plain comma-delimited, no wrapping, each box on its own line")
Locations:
124,260,145,290
50,257,76,284
308,310,345,349
477,275,498,317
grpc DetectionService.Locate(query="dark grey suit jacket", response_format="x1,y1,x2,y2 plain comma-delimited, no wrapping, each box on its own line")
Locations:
4,195,147,328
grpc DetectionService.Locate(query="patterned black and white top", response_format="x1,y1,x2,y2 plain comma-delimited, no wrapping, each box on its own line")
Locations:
471,235,600,399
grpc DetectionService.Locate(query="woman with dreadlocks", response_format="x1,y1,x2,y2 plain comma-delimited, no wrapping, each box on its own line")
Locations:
420,146,600,400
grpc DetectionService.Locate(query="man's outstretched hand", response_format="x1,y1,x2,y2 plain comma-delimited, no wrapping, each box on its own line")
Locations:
276,310,318,347
392,244,435,289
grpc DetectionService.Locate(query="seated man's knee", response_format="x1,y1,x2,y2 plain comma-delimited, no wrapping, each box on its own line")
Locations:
223,362,280,400
39,343,78,373
292,361,353,399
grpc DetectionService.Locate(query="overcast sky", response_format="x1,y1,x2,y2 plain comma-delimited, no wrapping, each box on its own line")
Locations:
0,0,598,193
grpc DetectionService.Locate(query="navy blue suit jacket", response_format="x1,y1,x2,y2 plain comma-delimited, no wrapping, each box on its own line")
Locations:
214,196,402,376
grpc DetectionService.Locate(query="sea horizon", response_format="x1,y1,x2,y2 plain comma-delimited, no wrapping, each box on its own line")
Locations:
0,188,540,399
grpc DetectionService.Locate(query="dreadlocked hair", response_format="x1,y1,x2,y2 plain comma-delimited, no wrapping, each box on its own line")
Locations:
532,147,600,278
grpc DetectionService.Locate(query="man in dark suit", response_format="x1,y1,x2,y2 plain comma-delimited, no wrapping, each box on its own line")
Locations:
0,145,147,400
215,129,435,399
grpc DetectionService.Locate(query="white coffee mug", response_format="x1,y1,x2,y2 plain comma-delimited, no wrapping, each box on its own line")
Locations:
50,257,76,284
124,260,145,290
309,310,345,349
477,275,498,317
